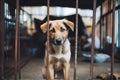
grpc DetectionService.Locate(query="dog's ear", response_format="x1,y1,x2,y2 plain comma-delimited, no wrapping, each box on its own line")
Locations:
63,19,74,31
40,22,51,33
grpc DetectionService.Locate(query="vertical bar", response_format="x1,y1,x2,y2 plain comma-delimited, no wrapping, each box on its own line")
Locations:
18,9,21,80
105,0,109,43
14,0,20,79
105,5,108,49
100,4,103,49
118,0,120,47
105,0,111,49
107,0,111,36
105,18,108,48
90,0,96,80
18,21,21,79
74,0,78,80
0,0,5,80
46,0,50,80
105,16,108,39
111,0,115,79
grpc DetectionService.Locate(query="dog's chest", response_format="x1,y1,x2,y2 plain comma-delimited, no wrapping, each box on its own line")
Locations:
49,53,70,70
49,47,71,65
50,49,67,61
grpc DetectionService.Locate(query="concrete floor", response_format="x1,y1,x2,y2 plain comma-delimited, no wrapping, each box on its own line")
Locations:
10,53,120,80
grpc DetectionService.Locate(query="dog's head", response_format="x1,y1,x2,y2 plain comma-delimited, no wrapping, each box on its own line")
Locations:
40,19,74,45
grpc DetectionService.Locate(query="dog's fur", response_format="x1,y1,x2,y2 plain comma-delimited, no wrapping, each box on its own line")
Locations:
40,19,74,80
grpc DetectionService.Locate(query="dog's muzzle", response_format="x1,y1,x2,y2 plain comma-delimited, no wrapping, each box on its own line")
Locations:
54,37,63,45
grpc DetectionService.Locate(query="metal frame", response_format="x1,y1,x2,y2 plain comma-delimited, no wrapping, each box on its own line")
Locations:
89,0,97,80
14,0,20,79
100,3,103,50
46,0,50,79
74,0,78,80
111,0,116,79
0,0,118,80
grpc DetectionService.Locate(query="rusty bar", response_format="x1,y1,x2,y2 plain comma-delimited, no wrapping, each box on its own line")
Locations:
105,0,110,49
105,0,109,42
18,8,21,80
74,0,78,80
0,0,5,80
90,0,96,80
46,0,50,80
111,0,115,80
14,0,20,79
100,4,103,49
105,16,108,38
18,25,21,79
105,16,108,49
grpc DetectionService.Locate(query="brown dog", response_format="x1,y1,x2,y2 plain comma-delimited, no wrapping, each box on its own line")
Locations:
40,19,74,80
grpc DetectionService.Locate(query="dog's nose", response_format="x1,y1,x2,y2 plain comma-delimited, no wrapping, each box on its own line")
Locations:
55,38,62,44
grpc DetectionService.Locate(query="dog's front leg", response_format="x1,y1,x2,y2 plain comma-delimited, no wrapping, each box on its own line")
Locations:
63,63,70,80
48,64,54,80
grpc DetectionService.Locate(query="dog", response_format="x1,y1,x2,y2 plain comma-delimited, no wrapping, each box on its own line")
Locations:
40,19,74,80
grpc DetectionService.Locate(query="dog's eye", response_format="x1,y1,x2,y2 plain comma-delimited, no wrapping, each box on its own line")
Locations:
60,27,66,32
50,28,55,33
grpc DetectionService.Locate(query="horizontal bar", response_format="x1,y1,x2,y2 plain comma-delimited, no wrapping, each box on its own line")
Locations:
101,4,120,19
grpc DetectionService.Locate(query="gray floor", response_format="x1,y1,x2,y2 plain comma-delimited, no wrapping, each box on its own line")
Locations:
10,54,120,80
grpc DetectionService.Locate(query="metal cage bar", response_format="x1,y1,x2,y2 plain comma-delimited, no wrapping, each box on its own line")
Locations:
0,0,5,80
90,0,97,80
100,3,103,50
74,0,78,80
14,0,20,79
18,24,21,79
106,0,111,37
46,0,50,80
0,0,117,80
17,5,21,80
111,0,116,79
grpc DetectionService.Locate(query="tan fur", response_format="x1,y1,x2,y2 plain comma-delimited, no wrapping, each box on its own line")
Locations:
40,19,74,80
40,19,74,33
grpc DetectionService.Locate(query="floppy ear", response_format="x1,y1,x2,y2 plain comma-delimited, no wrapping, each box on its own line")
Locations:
63,19,74,31
40,22,51,33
